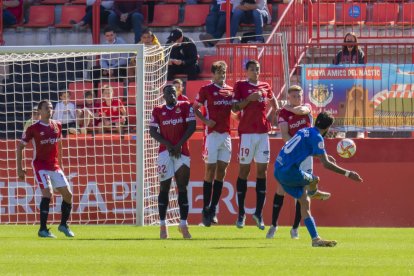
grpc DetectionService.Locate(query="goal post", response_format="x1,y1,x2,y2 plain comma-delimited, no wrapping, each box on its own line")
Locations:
0,44,180,226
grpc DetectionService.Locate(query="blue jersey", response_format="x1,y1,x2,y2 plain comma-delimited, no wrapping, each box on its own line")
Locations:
275,127,326,171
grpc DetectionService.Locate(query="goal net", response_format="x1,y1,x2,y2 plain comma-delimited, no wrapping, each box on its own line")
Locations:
0,44,180,226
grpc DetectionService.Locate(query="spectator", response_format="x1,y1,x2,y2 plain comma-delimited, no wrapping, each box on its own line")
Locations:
76,90,100,133
23,106,40,131
93,26,129,82
71,0,114,30
230,0,270,43
97,85,127,134
334,32,365,139
108,0,144,43
3,0,23,26
334,32,365,65
167,28,200,81
199,0,233,47
52,91,78,137
173,79,189,101
128,28,164,82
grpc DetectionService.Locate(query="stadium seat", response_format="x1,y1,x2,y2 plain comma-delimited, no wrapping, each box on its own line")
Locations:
335,3,367,26
126,82,136,105
164,0,183,3
147,5,179,27
178,4,210,27
277,3,304,25
71,0,86,4
24,5,55,27
68,81,94,105
97,82,125,100
41,0,67,4
365,3,399,26
199,55,217,78
397,3,414,26
312,3,335,25
55,5,86,28
127,106,136,127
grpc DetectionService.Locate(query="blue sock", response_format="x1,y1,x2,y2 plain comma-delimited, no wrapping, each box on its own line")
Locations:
304,217,318,239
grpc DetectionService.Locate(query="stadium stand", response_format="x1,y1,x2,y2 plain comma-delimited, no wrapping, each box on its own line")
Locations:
335,2,367,26
178,4,210,27
55,5,86,28
312,3,335,25
365,3,399,26
24,5,55,27
147,4,179,27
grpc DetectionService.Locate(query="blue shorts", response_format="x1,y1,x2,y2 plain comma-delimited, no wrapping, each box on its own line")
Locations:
274,167,316,199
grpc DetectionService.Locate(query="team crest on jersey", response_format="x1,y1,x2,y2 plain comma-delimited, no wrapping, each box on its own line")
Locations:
214,92,218,96
113,107,118,112
40,132,45,136
248,90,252,94
162,112,166,115
318,141,325,149
175,107,181,113
309,84,333,107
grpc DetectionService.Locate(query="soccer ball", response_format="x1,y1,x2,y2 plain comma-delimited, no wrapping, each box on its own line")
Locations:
337,138,356,158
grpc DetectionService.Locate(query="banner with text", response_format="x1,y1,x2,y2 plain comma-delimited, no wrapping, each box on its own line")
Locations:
301,64,414,131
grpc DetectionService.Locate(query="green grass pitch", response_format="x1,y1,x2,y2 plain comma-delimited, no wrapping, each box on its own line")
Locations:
1,225,413,275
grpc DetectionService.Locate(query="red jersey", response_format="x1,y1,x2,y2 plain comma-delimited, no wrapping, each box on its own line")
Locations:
177,94,189,102
195,83,234,134
278,104,313,137
233,80,274,134
150,101,195,156
20,120,62,171
101,99,124,120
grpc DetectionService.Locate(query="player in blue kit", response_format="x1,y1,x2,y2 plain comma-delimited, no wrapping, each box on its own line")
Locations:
274,112,363,247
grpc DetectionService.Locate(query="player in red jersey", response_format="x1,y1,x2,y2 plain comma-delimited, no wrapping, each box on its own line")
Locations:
16,100,74,238
193,61,234,227
232,59,279,230
98,85,127,134
149,85,196,239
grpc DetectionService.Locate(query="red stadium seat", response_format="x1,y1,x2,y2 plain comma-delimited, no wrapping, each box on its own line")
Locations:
41,0,67,4
68,81,94,105
365,3,399,26
126,82,137,105
24,6,55,27
127,106,136,127
55,5,86,28
199,55,217,78
71,0,86,4
147,5,179,27
336,3,367,26
397,3,414,26
97,82,124,100
312,3,335,25
277,3,304,25
178,4,210,27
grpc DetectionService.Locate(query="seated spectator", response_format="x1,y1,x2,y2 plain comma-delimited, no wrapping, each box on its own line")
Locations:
230,0,270,43
71,0,114,30
93,26,129,83
23,106,40,131
97,85,127,134
52,91,78,137
128,28,164,82
108,0,144,43
333,32,365,139
166,28,200,81
3,0,23,26
199,0,233,47
76,90,101,133
172,79,189,101
334,32,365,65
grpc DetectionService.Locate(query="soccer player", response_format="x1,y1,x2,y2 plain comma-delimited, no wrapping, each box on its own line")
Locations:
274,112,363,247
193,61,234,227
149,85,196,239
16,100,75,238
232,59,279,230
172,78,189,102
267,85,330,239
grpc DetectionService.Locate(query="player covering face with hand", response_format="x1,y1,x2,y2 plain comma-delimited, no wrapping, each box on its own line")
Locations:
149,85,196,239
274,112,363,247
17,100,75,238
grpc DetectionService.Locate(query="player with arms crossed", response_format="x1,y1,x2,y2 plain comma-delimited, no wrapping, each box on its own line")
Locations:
232,59,279,230
149,85,196,239
17,100,74,238
267,85,331,239
274,112,363,247
193,60,234,226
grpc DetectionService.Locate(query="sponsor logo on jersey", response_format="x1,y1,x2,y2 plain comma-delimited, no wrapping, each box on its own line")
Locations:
213,99,232,106
162,112,166,115
290,119,307,129
40,132,45,136
162,117,184,126
40,137,60,145
318,141,324,149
